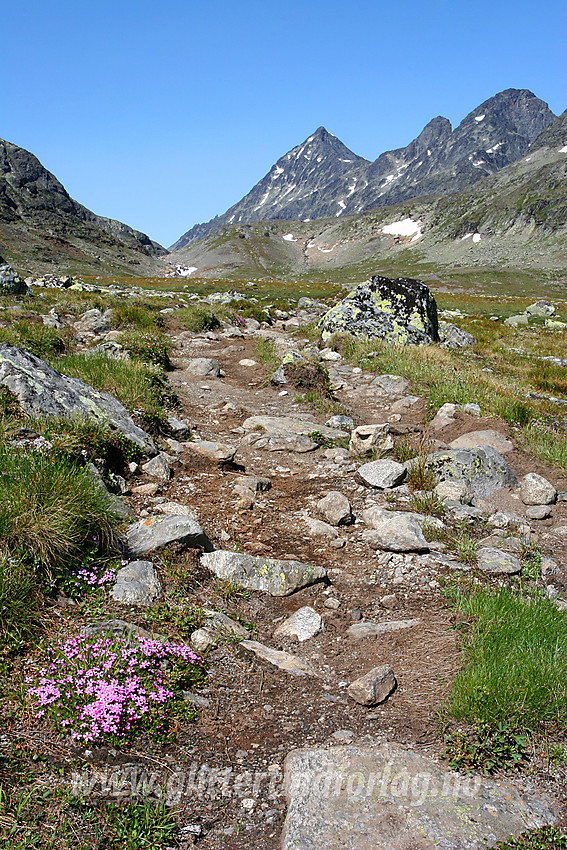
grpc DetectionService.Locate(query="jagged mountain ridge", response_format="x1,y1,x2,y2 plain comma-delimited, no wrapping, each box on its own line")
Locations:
0,137,165,275
173,89,556,249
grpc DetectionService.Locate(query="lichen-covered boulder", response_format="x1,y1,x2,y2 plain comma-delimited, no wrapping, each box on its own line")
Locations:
320,275,439,344
422,447,518,499
0,265,31,296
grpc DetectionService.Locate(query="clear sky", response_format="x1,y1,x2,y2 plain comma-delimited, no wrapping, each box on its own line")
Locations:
1,0,565,248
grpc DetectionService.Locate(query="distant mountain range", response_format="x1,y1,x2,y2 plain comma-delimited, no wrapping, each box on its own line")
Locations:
172,89,556,250
0,138,165,275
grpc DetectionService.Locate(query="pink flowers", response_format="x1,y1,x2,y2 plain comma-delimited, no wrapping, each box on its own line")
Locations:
28,633,204,746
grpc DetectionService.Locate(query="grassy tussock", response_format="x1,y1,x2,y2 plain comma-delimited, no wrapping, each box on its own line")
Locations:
0,320,75,360
447,585,567,731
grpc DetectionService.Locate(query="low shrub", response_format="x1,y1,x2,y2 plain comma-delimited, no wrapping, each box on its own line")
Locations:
121,330,172,370
177,305,222,332
28,632,205,745
445,721,527,774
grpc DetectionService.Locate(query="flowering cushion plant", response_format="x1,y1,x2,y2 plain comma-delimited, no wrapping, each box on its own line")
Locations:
27,632,205,746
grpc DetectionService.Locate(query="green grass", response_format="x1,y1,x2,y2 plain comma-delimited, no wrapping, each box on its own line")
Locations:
0,444,122,571
254,337,279,366
0,557,40,652
446,585,567,731
121,330,172,370
111,299,165,332
0,320,75,360
175,304,223,332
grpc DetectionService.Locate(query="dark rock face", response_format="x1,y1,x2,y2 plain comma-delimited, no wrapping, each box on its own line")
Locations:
0,264,30,295
320,275,439,344
0,137,165,258
173,89,556,248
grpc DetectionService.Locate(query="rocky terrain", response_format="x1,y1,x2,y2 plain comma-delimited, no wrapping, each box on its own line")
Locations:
2,270,567,848
173,89,556,248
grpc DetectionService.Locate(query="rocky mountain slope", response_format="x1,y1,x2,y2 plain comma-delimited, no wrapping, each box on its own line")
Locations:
0,137,166,275
167,108,567,283
173,89,556,249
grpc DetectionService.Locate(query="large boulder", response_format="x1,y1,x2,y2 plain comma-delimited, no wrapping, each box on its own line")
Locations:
0,264,31,296
126,515,213,556
201,550,327,596
320,275,439,344
0,344,156,453
421,447,518,499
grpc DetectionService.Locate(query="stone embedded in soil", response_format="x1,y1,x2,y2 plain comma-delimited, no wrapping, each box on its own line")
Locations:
203,609,250,638
185,357,221,377
349,423,394,456
110,560,161,605
317,491,353,526
520,472,557,506
126,515,213,557
347,619,421,640
166,415,190,440
281,743,560,850
357,459,407,489
434,480,469,503
362,507,428,552
0,344,156,453
154,501,196,517
347,664,396,706
142,452,172,481
476,546,522,574
326,414,354,430
200,550,327,596
242,414,343,441
526,504,552,520
370,374,410,396
239,640,317,676
235,475,271,492
423,446,518,499
191,627,217,652
81,619,153,639
188,439,236,463
132,482,160,496
304,517,339,538
449,429,513,454
274,606,322,642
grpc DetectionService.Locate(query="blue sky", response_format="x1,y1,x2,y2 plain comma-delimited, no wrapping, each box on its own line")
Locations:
2,0,565,247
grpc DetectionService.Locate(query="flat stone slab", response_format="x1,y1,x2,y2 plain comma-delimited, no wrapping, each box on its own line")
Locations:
242,415,343,441
201,550,327,596
449,430,513,454
239,640,316,676
126,515,213,557
185,357,221,377
274,606,322,642
282,743,559,850
477,547,522,574
304,517,339,538
0,344,155,453
188,439,236,463
348,619,421,640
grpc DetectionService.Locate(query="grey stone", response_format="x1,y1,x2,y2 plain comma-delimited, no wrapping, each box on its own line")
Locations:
325,414,354,430
361,508,428,552
0,264,30,296
142,452,172,481
75,308,111,334
270,365,287,385
242,415,342,441
110,560,161,605
526,300,555,317
185,357,221,377
347,619,420,640
526,504,552,520
357,459,407,489
201,550,326,596
347,664,396,705
488,510,523,528
190,628,216,652
438,321,476,349
520,473,557,506
349,424,393,455
449,429,513,454
86,463,131,518
477,547,522,574
320,275,439,344
126,515,213,557
504,313,529,327
281,743,560,850
81,619,153,639
154,501,196,517
235,475,271,492
317,491,353,526
434,480,469,503
423,447,518,498
189,439,236,463
166,415,190,439
203,609,250,638
239,640,317,675
0,345,156,453
304,517,339,538
274,606,322,642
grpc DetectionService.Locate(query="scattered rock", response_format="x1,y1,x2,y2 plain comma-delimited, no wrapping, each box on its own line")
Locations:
132,482,160,496
185,357,221,377
0,265,30,296
188,439,236,463
434,480,469,503
520,473,557,506
190,628,216,652
526,504,552,520
371,374,409,395
126,515,213,557
239,640,317,676
154,501,196,517
347,619,420,640
424,447,518,499
235,475,272,492
317,491,353,526
200,550,327,596
347,664,396,706
349,423,393,455
357,458,407,489
438,321,476,349
304,517,339,538
527,300,555,317
325,414,354,430
504,314,529,327
166,415,190,439
75,308,111,335
142,452,172,481
274,607,322,642
320,275,439,344
362,508,428,552
110,561,161,605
